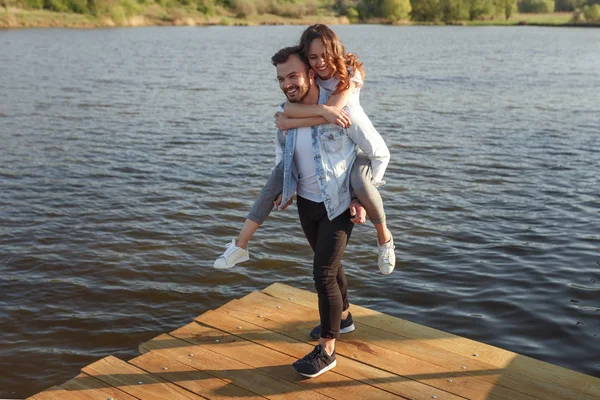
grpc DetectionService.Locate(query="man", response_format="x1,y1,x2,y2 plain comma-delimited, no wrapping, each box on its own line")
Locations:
269,46,389,378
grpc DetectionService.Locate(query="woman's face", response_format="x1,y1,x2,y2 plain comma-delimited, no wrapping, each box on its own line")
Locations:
307,39,333,80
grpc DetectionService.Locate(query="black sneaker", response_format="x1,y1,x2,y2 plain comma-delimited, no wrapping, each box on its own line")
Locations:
309,312,355,340
292,345,337,378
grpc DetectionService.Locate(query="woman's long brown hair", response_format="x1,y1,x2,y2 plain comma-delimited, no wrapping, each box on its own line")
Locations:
298,24,365,94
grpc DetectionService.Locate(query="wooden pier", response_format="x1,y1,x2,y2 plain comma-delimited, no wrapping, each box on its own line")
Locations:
28,283,600,400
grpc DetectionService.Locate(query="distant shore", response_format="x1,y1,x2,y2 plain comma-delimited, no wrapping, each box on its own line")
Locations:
1,8,349,28
1,8,598,29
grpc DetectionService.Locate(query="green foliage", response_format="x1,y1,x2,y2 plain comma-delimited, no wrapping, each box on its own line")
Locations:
67,0,87,12
518,0,554,12
571,8,585,20
197,0,218,14
211,0,321,18
268,0,317,17
24,0,44,9
87,0,111,15
583,3,600,19
155,0,171,7
232,0,255,16
381,0,411,21
555,0,585,12
346,4,359,19
464,0,491,19
120,0,139,15
356,0,382,18
109,4,126,20
440,0,467,21
49,0,66,10
504,0,515,17
44,0,68,12
335,0,359,15
12,0,581,24
41,0,92,12
491,0,515,19
410,0,440,21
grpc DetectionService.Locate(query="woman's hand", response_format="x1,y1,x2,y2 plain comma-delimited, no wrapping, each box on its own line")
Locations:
322,105,351,128
274,112,292,131
349,199,366,224
274,193,293,210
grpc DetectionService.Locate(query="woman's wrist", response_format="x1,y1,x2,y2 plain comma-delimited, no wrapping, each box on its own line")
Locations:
319,104,329,117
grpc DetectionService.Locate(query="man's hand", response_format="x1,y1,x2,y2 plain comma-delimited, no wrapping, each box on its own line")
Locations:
322,105,351,128
349,199,366,224
274,112,292,131
274,193,293,211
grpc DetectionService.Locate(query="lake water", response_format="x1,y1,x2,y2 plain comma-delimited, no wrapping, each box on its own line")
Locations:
1,25,599,397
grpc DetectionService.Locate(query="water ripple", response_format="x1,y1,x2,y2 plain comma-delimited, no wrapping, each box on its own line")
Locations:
2,25,600,397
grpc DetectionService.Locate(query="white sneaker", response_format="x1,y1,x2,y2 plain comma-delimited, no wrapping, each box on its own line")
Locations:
214,239,249,269
378,234,396,275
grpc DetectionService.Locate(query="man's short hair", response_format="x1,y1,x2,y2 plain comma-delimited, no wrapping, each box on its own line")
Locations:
271,46,309,67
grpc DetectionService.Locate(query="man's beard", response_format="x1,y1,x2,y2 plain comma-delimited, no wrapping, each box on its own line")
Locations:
285,81,310,103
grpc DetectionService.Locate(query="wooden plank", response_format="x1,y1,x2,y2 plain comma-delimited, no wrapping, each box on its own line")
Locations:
59,373,139,399
129,344,266,400
220,292,535,400
168,315,407,400
188,310,464,400
262,283,600,399
232,293,588,400
244,290,596,400
81,355,205,400
138,333,330,400
28,386,95,400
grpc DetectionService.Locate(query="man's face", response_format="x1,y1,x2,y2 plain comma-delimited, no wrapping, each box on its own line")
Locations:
276,54,313,103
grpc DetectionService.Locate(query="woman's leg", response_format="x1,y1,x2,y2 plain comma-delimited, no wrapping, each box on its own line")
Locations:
238,161,284,248
214,162,283,269
351,152,391,245
350,152,396,274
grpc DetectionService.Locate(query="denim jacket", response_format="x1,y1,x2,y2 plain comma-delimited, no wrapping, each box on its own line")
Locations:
275,85,390,221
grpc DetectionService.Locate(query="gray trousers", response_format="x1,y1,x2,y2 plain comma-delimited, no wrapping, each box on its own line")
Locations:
247,152,386,225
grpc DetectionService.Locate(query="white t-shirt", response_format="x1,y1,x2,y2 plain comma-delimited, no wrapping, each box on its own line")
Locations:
294,126,322,202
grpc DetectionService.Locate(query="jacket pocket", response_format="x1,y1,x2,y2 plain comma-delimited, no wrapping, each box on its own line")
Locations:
321,129,347,154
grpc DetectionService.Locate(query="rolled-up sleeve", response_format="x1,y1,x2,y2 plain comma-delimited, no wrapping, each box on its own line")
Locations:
274,103,285,166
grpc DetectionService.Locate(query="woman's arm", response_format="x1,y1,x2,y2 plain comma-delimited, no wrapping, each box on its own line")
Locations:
275,112,327,131
344,108,390,185
283,81,358,127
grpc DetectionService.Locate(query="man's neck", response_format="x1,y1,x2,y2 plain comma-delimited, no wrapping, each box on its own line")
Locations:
300,85,320,106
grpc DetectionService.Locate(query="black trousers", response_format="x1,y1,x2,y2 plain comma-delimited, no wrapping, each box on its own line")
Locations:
297,196,354,339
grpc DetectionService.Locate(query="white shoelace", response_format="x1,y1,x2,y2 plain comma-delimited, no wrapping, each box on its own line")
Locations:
221,242,239,260
380,243,395,261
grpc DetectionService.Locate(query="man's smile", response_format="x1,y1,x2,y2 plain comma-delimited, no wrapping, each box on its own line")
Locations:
286,86,299,96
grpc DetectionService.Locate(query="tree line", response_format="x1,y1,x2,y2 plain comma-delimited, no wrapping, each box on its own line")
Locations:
5,0,600,23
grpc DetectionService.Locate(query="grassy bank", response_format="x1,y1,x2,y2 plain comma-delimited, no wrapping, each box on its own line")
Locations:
0,6,348,28
465,11,572,24
1,8,597,28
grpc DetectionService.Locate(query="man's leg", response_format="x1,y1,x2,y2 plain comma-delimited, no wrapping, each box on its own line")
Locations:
294,196,353,377
299,196,353,340
312,205,354,349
